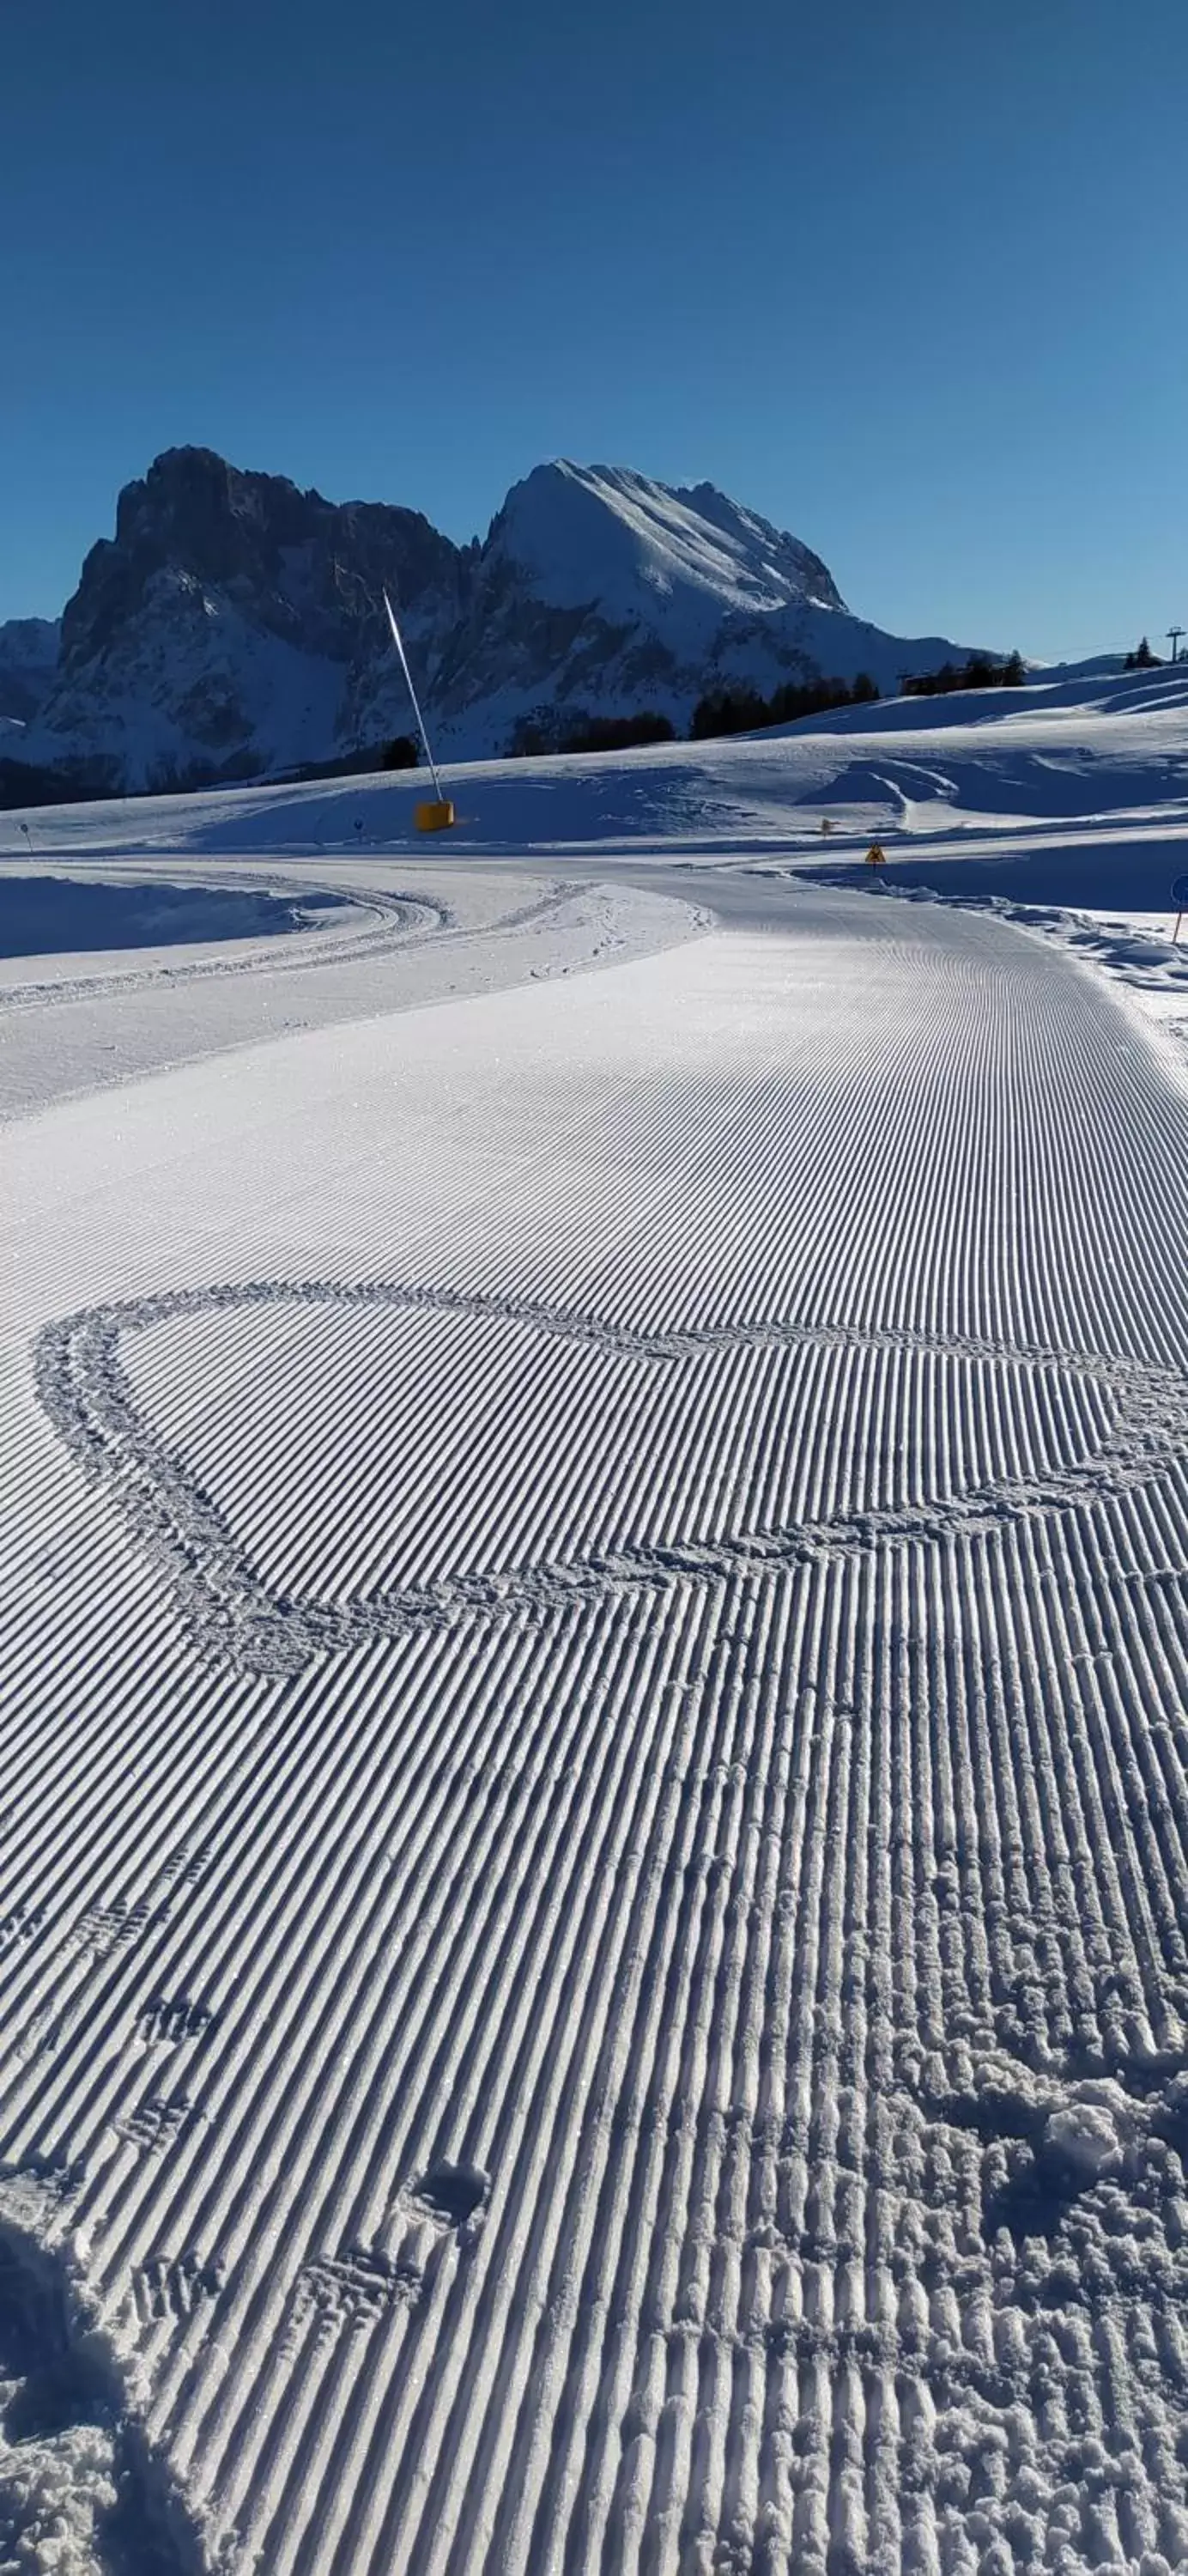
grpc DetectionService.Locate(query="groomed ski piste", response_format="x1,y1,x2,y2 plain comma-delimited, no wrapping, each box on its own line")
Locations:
4,663,1188,2574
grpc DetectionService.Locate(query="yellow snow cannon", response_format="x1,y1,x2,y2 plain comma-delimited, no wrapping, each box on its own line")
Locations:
415,799,456,832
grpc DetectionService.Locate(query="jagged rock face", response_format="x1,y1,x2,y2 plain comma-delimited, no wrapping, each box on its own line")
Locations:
7,450,986,791
0,617,60,725
59,448,463,667
36,449,469,788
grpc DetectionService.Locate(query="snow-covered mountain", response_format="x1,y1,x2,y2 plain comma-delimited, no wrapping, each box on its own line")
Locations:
14,450,467,796
3,450,991,794
425,463,981,755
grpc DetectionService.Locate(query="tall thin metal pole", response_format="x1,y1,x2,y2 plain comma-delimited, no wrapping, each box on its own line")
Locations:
382,590,447,804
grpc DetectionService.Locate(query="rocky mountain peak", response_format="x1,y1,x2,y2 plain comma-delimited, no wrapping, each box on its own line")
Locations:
4,449,986,795
61,448,465,677
482,461,847,622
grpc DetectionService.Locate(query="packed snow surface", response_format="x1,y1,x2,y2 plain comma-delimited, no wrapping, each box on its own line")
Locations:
9,659,1188,1074
4,664,1188,2572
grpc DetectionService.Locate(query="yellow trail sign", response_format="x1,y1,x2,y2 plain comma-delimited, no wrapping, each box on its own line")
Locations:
864,843,888,867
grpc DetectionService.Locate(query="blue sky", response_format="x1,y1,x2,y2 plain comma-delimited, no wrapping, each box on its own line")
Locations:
3,0,1185,659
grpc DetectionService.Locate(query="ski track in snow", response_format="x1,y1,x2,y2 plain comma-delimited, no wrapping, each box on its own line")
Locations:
0,875,439,1007
0,873,575,1011
0,861,698,1123
6,901,1188,2574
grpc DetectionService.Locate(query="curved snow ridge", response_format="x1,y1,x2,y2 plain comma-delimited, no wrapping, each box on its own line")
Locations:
0,878,448,1009
33,1276,1188,1680
0,879,593,1017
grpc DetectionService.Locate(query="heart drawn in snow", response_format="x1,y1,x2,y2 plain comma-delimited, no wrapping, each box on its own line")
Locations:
34,1279,1188,1680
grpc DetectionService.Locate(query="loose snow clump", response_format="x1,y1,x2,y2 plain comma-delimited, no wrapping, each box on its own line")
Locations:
1041,2094,1129,2181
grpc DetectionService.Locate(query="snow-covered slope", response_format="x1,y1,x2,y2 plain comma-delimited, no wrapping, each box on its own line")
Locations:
9,663,1188,2567
9,884,1188,2573
4,452,988,792
13,661,1184,884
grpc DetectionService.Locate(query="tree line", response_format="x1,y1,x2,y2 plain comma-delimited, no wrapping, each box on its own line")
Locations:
504,672,884,756
506,708,677,757
689,671,880,740
900,652,1025,696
